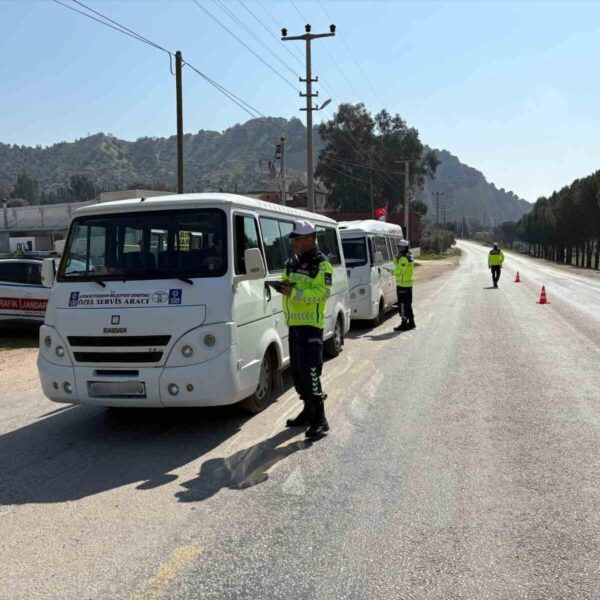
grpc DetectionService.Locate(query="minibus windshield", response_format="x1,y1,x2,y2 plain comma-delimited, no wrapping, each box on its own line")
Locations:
58,208,227,282
341,237,368,267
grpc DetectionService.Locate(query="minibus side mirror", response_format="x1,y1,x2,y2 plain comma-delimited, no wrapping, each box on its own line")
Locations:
41,258,56,288
236,248,267,282
374,251,384,266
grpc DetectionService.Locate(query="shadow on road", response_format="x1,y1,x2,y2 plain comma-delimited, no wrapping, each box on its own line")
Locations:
361,330,403,341
175,428,311,502
0,370,299,506
482,286,499,290
0,404,254,506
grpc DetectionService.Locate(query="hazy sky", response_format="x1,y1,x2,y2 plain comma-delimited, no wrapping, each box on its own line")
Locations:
1,0,599,202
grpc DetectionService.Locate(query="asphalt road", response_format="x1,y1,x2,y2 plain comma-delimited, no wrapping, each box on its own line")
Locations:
1,243,600,599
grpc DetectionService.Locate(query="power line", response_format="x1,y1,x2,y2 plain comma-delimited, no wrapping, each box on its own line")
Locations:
317,0,386,109
213,0,299,79
254,0,305,63
192,0,300,93
237,0,304,68
52,0,282,133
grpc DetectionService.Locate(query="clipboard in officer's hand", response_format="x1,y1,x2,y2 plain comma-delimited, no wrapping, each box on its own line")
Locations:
265,281,295,294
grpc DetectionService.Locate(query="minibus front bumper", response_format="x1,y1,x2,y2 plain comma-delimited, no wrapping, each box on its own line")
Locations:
38,347,244,408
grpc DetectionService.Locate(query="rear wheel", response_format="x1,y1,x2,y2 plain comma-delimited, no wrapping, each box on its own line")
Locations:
324,315,343,358
239,351,275,414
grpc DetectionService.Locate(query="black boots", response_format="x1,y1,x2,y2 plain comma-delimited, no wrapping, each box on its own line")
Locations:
305,396,329,439
407,318,416,330
286,398,309,427
394,319,409,332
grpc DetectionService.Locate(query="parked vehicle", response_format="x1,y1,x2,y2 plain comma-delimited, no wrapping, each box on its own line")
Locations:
38,193,350,412
0,259,50,324
339,220,404,326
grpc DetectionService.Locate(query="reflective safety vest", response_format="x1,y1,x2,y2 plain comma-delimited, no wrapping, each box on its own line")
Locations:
280,249,333,329
392,253,414,288
488,248,504,266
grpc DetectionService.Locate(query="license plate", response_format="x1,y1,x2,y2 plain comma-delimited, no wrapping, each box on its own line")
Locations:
88,381,146,398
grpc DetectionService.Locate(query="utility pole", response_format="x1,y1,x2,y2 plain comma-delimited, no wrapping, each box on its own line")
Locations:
277,137,286,205
369,152,374,218
175,50,184,194
282,25,335,213
432,191,445,251
404,160,410,242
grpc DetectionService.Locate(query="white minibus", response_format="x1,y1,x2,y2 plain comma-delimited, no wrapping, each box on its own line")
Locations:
37,194,350,413
339,220,404,325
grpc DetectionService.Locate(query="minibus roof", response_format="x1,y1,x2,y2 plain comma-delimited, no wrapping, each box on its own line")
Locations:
73,193,338,225
339,220,404,236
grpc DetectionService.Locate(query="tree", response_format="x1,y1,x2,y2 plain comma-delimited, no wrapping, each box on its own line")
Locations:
12,171,40,204
315,103,439,213
69,174,97,202
410,199,428,216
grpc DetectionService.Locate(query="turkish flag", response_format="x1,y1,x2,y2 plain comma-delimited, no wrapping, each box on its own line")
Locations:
374,205,387,221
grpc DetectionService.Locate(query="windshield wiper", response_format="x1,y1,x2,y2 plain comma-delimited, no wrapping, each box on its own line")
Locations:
93,280,106,288
64,270,105,286
175,275,194,285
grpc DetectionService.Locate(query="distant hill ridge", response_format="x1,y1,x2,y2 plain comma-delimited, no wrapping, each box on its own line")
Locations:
0,117,530,223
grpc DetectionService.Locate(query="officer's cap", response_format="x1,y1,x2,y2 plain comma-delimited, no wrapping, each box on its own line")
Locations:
395,239,410,247
493,242,498,248
289,220,317,239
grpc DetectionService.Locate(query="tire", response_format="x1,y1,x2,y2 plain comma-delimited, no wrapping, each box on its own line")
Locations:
370,298,385,328
239,351,275,414
324,315,344,358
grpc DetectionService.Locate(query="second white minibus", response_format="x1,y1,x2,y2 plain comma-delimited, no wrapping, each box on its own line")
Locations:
339,220,404,325
37,194,350,413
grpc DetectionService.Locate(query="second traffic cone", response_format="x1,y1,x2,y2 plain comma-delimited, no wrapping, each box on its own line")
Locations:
514,271,521,283
537,285,550,304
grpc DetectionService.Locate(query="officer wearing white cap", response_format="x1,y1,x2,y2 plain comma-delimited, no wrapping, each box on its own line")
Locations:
391,239,416,331
279,219,333,439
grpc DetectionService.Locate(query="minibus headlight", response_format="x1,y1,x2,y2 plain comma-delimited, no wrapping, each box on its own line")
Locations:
181,345,194,358
168,383,180,396
204,334,216,347
44,335,52,348
359,288,366,295
55,346,65,357
63,382,73,394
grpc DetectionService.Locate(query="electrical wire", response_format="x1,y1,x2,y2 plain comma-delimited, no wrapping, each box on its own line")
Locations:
192,0,300,93
213,0,299,79
317,0,386,109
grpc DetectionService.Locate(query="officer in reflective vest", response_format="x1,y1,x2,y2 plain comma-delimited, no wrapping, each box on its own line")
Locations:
391,239,415,332
488,242,504,288
280,220,333,439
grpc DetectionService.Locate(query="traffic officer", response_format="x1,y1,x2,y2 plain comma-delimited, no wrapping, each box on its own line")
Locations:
488,242,505,288
280,220,333,439
392,239,415,332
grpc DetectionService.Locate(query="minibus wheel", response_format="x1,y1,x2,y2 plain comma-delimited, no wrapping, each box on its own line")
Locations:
324,315,343,358
239,351,275,414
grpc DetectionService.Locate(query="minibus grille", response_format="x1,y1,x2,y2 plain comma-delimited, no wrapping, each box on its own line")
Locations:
68,335,171,347
73,351,163,363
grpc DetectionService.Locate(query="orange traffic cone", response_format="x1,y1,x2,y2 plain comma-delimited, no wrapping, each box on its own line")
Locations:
537,286,550,304
514,271,521,283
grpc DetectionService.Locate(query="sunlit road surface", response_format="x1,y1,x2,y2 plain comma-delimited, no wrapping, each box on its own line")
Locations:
1,244,600,599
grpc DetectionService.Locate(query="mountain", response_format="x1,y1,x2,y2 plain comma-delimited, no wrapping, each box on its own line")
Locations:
0,118,530,223
415,148,531,224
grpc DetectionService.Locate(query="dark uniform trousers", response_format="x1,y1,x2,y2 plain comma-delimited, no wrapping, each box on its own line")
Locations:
491,265,501,285
289,325,324,400
397,286,414,322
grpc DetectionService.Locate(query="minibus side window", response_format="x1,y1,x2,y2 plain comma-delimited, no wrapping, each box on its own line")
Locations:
316,226,342,266
235,215,262,275
373,235,390,262
259,217,289,272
